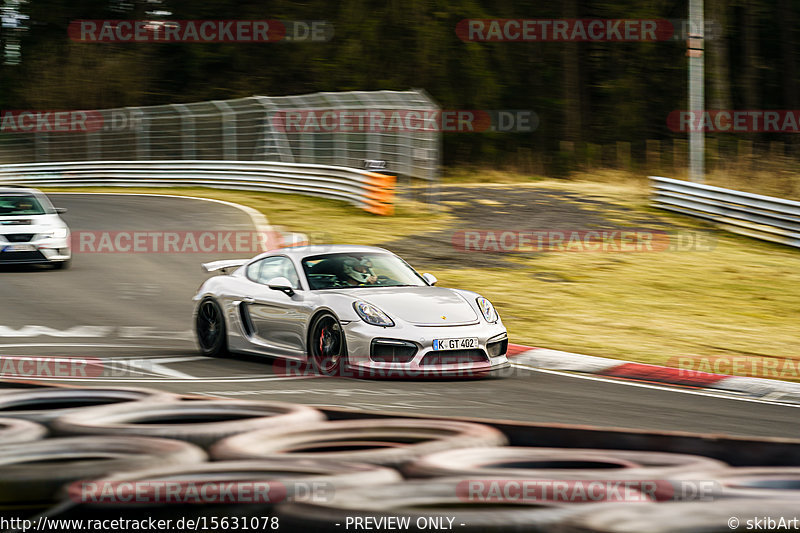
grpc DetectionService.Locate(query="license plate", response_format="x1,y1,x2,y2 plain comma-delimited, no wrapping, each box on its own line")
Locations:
432,337,478,350
2,244,36,252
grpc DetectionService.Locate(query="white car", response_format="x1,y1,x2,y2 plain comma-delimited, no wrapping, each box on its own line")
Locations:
0,187,71,269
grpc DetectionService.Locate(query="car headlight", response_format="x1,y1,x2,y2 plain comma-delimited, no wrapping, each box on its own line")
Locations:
354,301,394,327
40,228,68,239
476,297,498,323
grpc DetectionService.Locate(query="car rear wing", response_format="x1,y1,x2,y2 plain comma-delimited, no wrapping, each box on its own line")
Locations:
201,259,249,274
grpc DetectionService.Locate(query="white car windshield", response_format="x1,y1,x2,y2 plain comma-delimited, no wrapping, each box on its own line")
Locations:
302,252,427,289
0,195,47,215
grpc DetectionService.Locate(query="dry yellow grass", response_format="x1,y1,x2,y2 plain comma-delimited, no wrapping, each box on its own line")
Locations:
46,182,800,381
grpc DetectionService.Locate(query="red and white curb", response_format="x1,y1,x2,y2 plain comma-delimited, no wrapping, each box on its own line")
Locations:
508,344,800,403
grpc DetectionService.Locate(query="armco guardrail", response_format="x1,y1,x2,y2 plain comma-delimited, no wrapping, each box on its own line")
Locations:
650,176,800,248
0,160,397,215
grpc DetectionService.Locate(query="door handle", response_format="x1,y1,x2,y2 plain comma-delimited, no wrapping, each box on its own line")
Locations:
243,297,255,304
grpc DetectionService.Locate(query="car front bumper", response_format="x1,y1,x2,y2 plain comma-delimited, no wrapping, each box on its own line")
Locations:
0,237,71,264
341,319,510,378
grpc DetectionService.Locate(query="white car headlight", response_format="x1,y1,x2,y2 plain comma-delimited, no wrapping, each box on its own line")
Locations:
40,228,68,239
476,297,498,323
354,301,394,327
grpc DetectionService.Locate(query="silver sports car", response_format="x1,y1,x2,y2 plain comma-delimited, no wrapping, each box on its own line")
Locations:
193,245,509,377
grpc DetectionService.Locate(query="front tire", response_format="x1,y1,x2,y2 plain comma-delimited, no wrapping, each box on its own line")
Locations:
309,312,347,376
196,298,228,357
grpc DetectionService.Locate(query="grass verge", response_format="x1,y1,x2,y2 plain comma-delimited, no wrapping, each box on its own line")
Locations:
44,183,800,381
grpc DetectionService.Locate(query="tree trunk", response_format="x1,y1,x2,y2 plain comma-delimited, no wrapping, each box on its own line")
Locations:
562,0,581,143
707,0,732,110
742,0,760,110
778,0,797,110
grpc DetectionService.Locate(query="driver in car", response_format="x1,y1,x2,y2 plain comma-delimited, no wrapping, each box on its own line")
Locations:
342,257,378,285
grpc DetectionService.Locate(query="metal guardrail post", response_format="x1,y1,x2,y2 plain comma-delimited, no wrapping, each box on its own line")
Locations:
211,100,236,160
34,132,48,162
251,96,294,163
171,104,195,160
130,106,149,160
86,130,100,161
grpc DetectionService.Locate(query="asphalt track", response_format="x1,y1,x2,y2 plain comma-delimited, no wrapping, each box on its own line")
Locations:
1,193,798,439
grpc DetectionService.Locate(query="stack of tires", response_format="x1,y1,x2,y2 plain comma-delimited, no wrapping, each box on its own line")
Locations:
0,385,797,532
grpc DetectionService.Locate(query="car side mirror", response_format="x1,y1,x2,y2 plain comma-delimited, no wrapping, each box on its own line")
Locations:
55,207,68,214
422,273,438,286
267,276,295,296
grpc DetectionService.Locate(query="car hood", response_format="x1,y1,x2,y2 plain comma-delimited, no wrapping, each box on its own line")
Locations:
341,286,479,326
0,215,66,228
0,214,65,236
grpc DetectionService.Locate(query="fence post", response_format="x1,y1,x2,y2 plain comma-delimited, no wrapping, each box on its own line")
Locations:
251,96,294,163
130,106,149,160
172,104,195,160
212,100,237,160
86,122,100,161
34,132,48,162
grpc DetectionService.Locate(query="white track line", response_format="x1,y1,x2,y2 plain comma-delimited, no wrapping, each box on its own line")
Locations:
8,375,320,383
51,191,287,247
0,343,171,349
511,363,800,409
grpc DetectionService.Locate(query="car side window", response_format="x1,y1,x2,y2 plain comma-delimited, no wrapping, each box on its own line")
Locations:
246,257,301,289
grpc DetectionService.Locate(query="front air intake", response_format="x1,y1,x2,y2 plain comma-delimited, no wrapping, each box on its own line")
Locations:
370,339,418,363
420,350,488,366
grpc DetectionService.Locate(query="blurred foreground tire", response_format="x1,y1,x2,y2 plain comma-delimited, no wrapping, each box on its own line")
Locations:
211,419,508,467
405,447,727,478
0,436,206,515
404,447,728,501
55,459,401,519
0,417,47,444
0,387,175,426
52,399,325,448
682,466,800,500
276,479,578,532
558,499,800,532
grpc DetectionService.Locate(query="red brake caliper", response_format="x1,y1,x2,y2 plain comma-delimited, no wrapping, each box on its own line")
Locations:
319,328,326,354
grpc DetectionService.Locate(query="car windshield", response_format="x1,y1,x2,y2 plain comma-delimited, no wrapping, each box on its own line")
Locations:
302,252,427,289
0,195,47,215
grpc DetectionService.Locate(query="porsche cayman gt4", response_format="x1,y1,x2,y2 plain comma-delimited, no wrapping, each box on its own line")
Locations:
193,245,509,377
